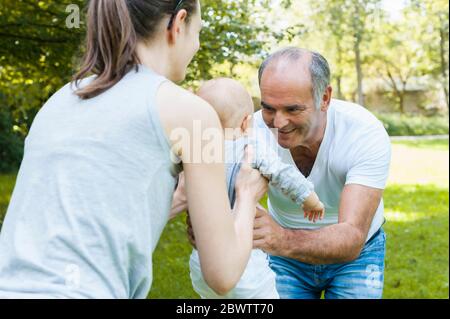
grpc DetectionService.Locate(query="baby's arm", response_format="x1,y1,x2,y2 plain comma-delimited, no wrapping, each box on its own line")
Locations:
251,137,312,204
302,192,325,223
251,136,324,221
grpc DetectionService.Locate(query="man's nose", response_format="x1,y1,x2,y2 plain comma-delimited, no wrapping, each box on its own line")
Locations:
273,112,289,129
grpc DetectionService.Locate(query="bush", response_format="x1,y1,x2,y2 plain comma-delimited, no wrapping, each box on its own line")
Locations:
375,113,449,136
0,108,24,173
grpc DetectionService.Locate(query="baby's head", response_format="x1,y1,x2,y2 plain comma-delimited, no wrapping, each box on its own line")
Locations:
197,78,254,140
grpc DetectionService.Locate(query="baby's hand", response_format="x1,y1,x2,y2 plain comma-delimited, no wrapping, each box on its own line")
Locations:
303,201,325,223
301,192,325,223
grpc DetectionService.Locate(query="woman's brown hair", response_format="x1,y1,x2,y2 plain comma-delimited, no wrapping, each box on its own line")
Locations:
73,0,198,100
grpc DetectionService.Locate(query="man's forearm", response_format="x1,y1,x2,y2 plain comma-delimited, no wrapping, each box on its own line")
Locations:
279,223,366,265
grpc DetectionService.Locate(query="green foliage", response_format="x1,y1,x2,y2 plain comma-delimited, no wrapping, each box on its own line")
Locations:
289,0,449,111
0,0,86,170
0,0,288,169
376,113,449,136
0,0,284,129
0,106,23,173
392,138,449,151
186,0,305,86
187,0,269,83
367,0,449,113
0,0,85,115
307,0,383,103
0,172,16,230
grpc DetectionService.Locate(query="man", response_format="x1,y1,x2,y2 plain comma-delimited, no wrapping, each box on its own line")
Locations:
179,47,391,299
251,47,391,299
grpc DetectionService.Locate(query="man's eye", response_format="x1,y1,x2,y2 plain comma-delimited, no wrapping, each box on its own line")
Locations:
262,106,274,112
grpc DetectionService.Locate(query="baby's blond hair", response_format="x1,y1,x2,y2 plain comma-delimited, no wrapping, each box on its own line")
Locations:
197,78,254,129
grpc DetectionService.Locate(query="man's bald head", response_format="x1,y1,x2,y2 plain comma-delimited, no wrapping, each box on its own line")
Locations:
197,78,254,129
258,47,331,109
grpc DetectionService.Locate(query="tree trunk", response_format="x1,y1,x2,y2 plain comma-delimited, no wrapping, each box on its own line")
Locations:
399,92,405,114
336,76,343,100
229,63,236,78
386,68,406,114
439,25,449,110
397,79,410,114
336,41,344,100
354,35,365,106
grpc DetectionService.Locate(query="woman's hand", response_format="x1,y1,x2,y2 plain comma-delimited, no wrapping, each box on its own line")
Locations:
169,172,188,220
235,145,268,203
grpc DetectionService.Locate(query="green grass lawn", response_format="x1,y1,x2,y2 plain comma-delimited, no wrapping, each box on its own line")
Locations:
0,138,448,298
0,173,17,231
150,138,450,299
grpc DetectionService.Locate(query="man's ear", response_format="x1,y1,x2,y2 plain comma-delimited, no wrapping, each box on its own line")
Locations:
320,85,333,112
167,9,188,43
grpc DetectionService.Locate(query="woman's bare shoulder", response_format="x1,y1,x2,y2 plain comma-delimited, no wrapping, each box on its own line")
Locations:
156,81,221,130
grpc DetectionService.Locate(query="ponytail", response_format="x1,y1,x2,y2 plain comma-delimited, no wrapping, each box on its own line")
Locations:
74,0,138,100
73,0,198,100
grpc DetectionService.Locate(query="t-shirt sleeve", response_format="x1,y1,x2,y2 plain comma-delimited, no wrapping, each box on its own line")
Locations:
253,136,314,205
345,125,392,189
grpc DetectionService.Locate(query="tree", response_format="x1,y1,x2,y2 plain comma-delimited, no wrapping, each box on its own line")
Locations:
309,0,353,100
367,0,449,113
0,0,285,170
308,0,382,106
187,0,304,85
370,20,424,113
0,0,85,136
0,0,279,133
186,0,270,83
408,0,449,110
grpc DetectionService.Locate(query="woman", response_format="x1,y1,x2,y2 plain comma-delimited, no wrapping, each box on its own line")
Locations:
0,0,267,298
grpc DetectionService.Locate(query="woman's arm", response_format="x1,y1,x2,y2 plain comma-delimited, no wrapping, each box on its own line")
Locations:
157,82,267,295
183,146,265,294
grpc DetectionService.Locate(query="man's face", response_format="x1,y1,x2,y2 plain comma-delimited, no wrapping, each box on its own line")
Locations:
260,62,321,149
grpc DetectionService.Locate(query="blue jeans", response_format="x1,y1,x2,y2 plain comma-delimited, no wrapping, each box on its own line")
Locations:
269,228,386,299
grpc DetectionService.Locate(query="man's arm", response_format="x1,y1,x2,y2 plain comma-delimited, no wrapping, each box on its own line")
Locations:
253,184,383,264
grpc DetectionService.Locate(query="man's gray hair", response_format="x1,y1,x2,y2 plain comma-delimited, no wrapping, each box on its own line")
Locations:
258,47,331,109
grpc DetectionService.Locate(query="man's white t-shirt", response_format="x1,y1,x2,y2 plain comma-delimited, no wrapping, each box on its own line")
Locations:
253,99,391,241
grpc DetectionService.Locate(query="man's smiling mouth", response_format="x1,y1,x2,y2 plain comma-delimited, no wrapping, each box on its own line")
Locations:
279,129,296,135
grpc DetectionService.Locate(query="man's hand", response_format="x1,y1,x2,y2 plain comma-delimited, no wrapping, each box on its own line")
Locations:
189,204,288,255
253,204,286,255
264,184,384,265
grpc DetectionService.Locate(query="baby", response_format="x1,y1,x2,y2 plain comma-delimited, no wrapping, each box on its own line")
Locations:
189,78,325,299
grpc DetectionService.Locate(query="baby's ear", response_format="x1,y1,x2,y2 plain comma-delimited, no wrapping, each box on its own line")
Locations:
241,114,253,135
